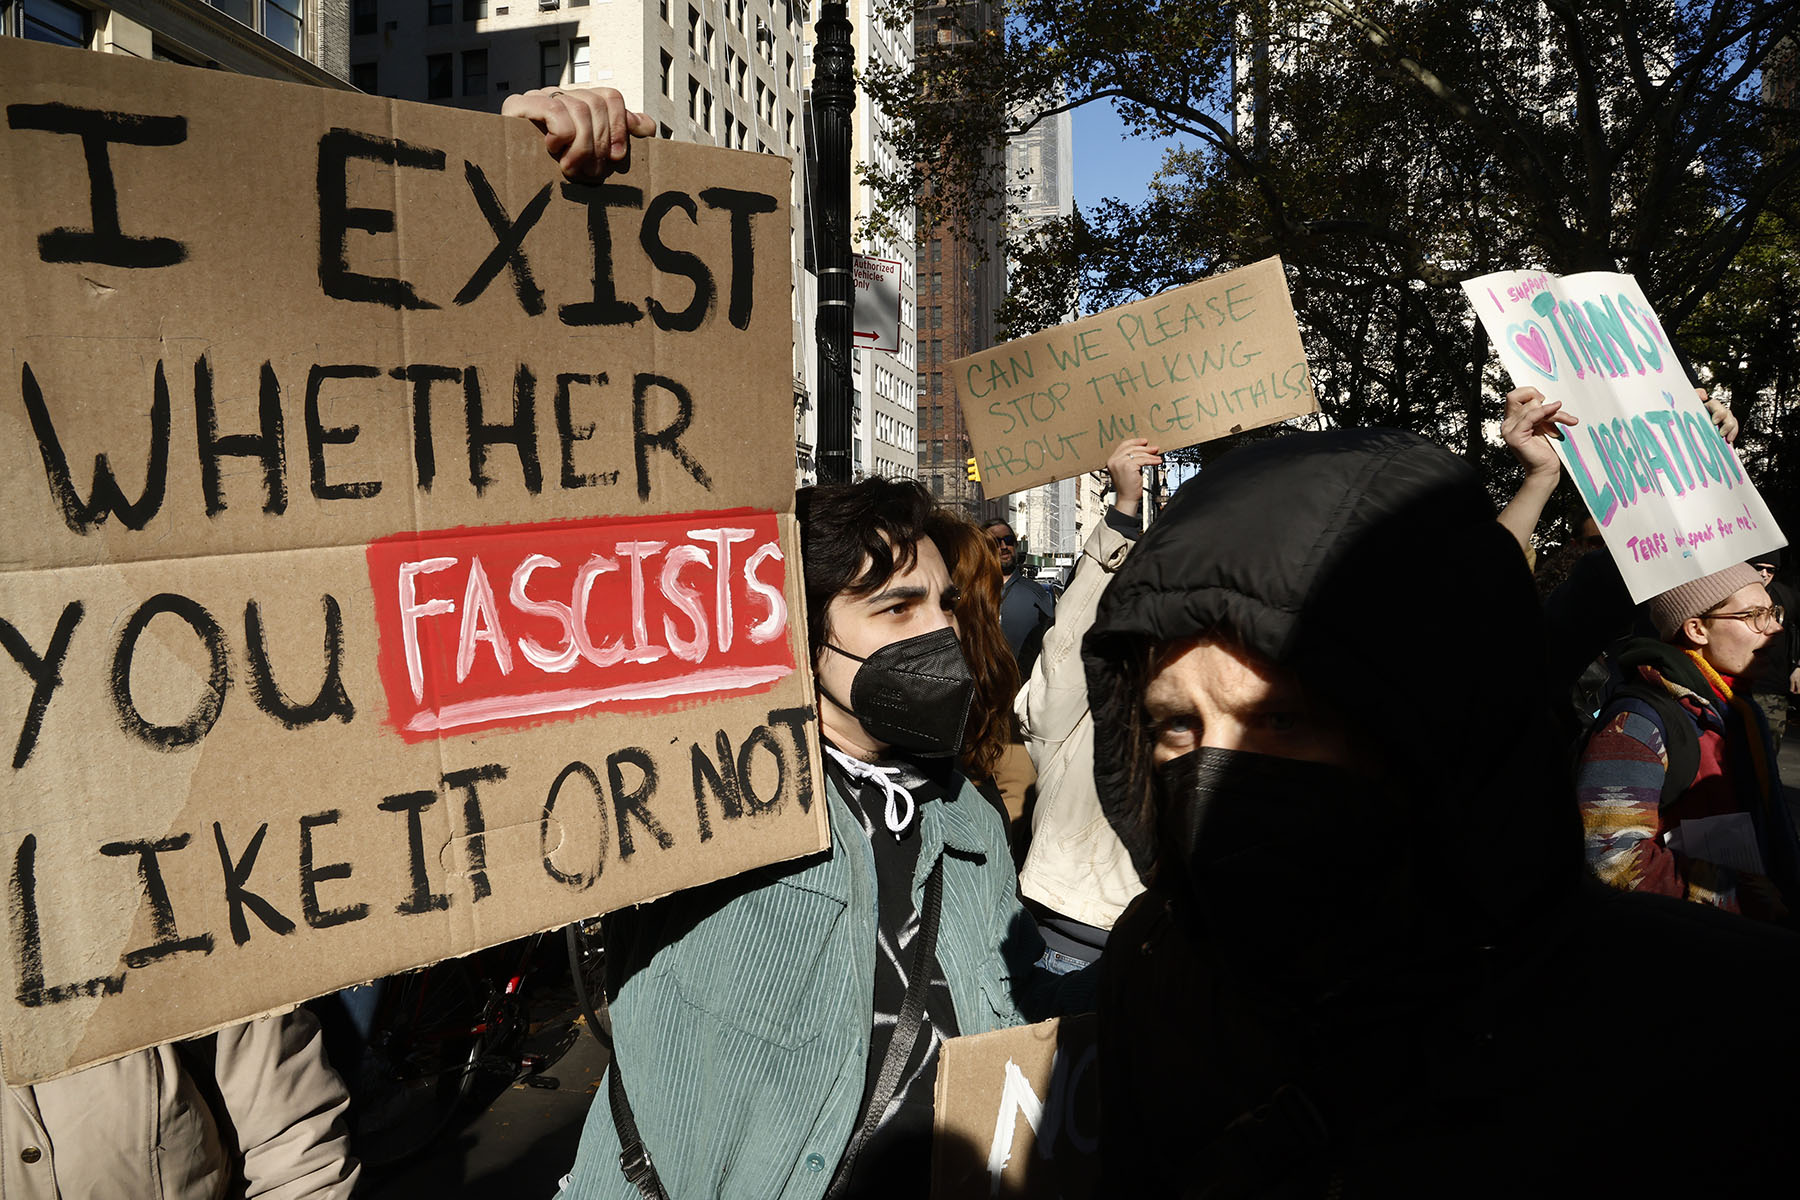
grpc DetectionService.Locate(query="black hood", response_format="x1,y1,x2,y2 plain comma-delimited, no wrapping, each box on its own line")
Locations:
1085,428,1582,932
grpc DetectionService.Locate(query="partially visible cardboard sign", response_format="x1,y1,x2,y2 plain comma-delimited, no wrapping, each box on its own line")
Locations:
933,1016,1100,1200
951,257,1316,495
1464,269,1785,601
0,39,825,1084
853,253,901,353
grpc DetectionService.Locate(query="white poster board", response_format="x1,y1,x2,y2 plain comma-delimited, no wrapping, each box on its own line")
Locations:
1464,269,1784,601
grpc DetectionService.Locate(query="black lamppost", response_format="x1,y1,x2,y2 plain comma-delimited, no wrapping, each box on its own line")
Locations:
812,0,854,484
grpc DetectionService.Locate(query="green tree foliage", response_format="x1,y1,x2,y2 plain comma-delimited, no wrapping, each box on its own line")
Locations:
865,1,1800,504
1682,210,1800,525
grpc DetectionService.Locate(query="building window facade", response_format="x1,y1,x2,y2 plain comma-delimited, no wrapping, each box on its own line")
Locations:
426,52,452,98
262,0,301,53
539,39,562,87
211,0,254,26
462,47,486,95
569,37,588,84
19,0,89,45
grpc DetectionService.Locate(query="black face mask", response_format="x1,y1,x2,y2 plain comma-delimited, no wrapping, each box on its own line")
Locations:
821,627,975,758
1154,747,1415,993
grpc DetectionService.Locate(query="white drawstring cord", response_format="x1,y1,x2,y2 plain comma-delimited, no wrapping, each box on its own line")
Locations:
824,745,917,837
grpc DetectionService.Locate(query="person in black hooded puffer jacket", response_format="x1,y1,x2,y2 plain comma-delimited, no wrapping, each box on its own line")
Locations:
1084,428,1800,1198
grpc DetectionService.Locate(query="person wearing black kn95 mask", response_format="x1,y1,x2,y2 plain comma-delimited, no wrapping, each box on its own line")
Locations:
561,476,1091,1200
816,626,976,758
1083,428,1800,1199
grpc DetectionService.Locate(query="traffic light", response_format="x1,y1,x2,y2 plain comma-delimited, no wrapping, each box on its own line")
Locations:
966,457,981,482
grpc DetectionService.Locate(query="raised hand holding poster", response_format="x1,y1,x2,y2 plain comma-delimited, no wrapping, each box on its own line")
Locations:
951,258,1318,496
0,39,823,1084
1464,269,1784,601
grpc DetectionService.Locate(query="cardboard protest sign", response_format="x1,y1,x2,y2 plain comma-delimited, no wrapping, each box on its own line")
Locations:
932,1016,1100,1200
1465,269,1785,602
0,38,825,1084
950,258,1317,495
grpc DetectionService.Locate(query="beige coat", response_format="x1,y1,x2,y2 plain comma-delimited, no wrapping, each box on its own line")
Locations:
3,1008,357,1200
1015,518,1145,930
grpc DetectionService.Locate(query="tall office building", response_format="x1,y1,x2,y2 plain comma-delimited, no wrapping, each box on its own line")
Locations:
354,0,815,463
912,0,1004,520
1003,99,1082,564
5,0,349,84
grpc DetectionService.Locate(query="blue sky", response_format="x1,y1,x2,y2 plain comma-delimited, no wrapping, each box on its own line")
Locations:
1069,100,1192,212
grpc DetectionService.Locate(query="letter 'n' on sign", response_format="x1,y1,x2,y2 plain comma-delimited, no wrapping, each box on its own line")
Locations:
932,1017,1102,1199
0,36,823,1085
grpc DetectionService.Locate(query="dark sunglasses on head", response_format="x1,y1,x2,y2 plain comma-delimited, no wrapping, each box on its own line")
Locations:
990,533,1016,546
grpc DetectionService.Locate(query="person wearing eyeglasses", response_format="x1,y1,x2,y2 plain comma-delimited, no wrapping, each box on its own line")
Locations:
1577,562,1800,923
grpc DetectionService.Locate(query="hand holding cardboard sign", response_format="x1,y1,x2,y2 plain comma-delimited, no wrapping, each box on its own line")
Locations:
1501,386,1579,483
0,37,819,1085
1497,386,1578,557
502,86,656,181
1700,390,1738,445
1105,438,1163,519
1464,267,1785,603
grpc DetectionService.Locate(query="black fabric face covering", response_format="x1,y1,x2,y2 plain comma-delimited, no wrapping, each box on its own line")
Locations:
821,628,976,758
1153,747,1416,993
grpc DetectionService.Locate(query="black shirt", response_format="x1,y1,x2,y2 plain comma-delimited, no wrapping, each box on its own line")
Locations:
823,745,963,1197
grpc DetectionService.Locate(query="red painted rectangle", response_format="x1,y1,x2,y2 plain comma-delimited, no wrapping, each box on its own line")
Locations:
366,509,794,742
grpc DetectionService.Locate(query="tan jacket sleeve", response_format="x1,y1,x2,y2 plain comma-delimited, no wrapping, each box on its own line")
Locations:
214,1007,359,1200
1016,520,1132,751
1014,518,1145,930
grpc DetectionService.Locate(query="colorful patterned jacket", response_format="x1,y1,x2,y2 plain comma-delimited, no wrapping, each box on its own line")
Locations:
1577,637,1798,916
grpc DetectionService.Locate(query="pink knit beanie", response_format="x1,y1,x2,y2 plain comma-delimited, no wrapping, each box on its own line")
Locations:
1646,562,1762,640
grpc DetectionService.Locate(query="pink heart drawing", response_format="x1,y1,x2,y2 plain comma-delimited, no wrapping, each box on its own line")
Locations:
1506,321,1557,380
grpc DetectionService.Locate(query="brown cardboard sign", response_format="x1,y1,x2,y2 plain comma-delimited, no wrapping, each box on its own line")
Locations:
952,258,1318,495
932,1016,1101,1199
0,39,824,1084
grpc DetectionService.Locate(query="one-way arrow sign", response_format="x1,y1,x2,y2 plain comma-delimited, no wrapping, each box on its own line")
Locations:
852,254,901,353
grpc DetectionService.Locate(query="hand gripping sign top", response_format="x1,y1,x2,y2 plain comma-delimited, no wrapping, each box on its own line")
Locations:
0,39,823,1084
1464,269,1784,602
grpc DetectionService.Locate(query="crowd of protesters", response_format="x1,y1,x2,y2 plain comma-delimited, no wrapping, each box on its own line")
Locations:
10,85,1800,1200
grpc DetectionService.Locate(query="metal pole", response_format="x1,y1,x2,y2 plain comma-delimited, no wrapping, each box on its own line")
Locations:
813,0,854,484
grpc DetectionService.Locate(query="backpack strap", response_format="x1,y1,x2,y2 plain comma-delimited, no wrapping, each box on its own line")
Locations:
1588,683,1701,808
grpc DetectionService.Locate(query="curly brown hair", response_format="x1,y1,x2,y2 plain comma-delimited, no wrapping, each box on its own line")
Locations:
925,509,1020,781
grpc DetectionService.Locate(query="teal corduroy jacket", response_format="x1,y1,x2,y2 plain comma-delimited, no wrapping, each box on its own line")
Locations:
558,772,1086,1199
